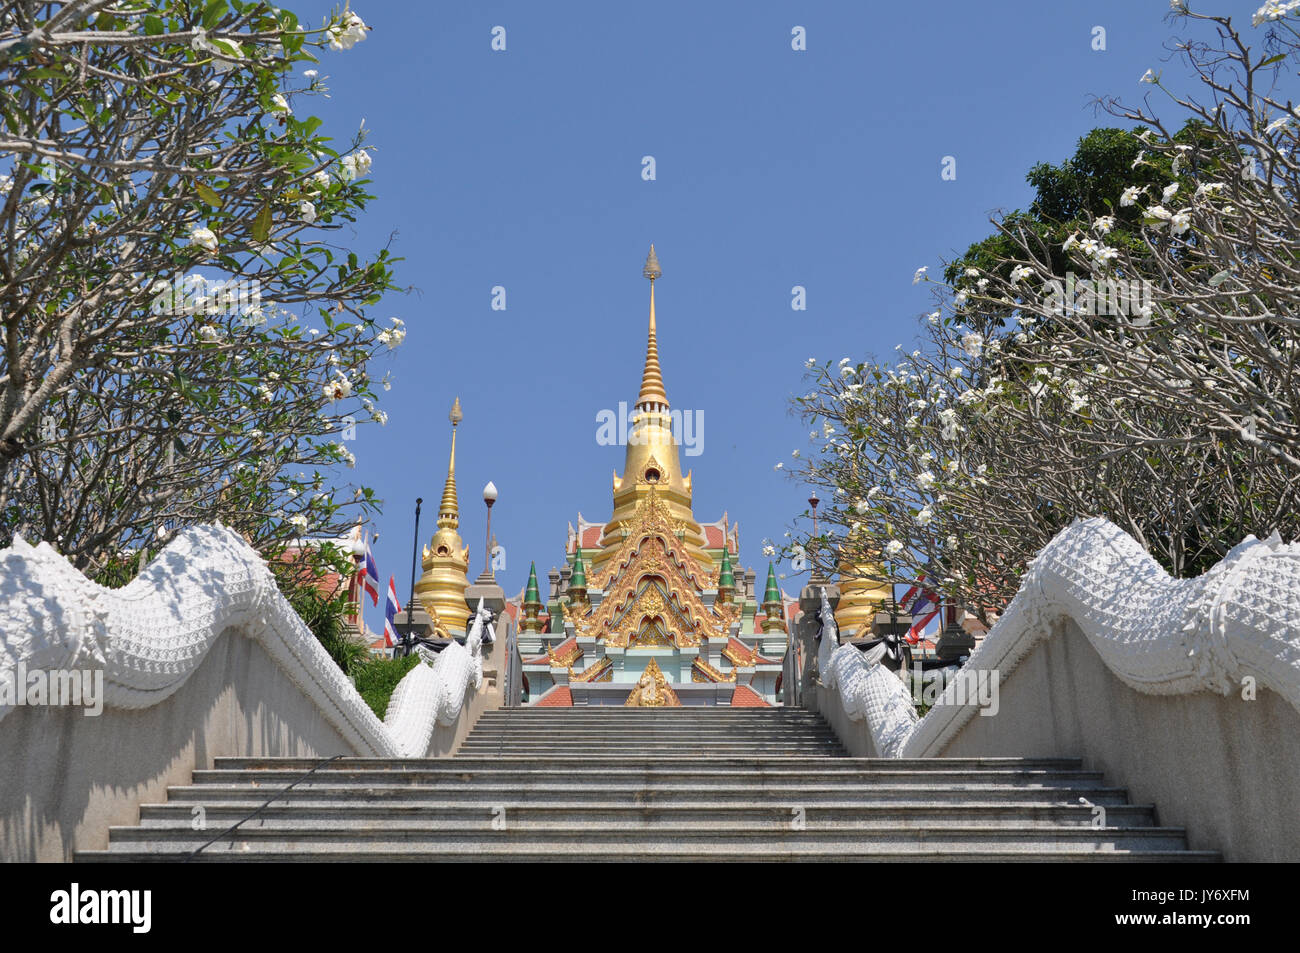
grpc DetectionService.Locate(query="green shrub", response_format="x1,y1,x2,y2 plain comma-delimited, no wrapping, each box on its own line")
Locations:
353,653,421,719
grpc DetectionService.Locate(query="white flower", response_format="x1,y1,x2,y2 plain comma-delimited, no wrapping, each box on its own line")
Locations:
1194,181,1224,198
322,373,353,403
926,310,941,325
1265,116,1289,135
954,290,969,309
963,267,979,278
1140,69,1156,84
1009,265,1033,284
1254,1,1300,27
1143,204,1173,226
190,26,213,52
916,506,934,527
372,409,388,426
1094,215,1115,235
960,332,984,359
762,544,776,557
946,534,958,548
944,459,959,474
328,12,369,50
288,514,309,532
884,540,904,557
1169,209,1192,236
198,325,221,342
299,200,316,223
854,499,869,515
1062,233,1079,252
916,470,936,491
867,486,882,499
270,93,291,115
949,366,964,380
1120,185,1143,207
791,449,800,458
189,226,218,252
1162,182,1179,202
913,266,927,284
805,357,816,368
773,462,784,471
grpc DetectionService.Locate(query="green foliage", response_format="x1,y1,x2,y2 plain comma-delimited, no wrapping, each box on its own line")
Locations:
353,653,420,719
267,539,367,672
0,2,402,571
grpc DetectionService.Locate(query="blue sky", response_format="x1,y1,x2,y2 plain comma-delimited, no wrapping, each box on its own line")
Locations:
289,0,1206,623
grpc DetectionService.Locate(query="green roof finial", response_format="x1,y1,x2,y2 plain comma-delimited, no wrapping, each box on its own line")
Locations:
570,545,587,590
763,562,781,605
718,545,734,590
524,561,541,606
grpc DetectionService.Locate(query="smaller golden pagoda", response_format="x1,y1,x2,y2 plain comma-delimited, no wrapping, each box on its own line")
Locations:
835,546,894,637
414,397,471,637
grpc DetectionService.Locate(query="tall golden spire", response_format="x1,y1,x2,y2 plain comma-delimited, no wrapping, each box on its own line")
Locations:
417,396,470,635
637,245,668,410
438,397,462,527
595,245,711,576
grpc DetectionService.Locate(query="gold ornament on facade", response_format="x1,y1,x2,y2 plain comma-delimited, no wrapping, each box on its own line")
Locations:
691,656,736,683
569,656,613,683
624,658,681,707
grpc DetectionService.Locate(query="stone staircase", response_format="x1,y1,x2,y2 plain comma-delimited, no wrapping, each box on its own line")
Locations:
78,707,1219,861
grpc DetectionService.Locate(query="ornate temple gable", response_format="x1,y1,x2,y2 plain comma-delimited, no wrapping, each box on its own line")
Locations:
573,524,739,647
524,636,583,668
590,489,717,592
570,655,613,683
722,636,777,668
624,658,681,707
692,656,736,683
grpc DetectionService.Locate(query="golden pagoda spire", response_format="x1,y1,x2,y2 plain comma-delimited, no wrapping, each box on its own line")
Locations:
415,397,471,636
595,245,711,576
438,397,462,527
637,245,668,410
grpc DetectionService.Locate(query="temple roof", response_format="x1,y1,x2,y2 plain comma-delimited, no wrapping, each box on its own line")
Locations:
731,685,771,707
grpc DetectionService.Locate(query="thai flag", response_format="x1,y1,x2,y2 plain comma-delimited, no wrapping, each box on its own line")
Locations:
363,540,380,607
383,576,401,648
907,584,941,644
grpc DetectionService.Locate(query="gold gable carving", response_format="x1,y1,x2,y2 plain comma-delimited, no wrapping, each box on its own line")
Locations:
624,658,681,707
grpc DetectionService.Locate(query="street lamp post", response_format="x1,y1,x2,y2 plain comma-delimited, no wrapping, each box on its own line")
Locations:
481,481,498,581
807,490,821,580
404,497,422,657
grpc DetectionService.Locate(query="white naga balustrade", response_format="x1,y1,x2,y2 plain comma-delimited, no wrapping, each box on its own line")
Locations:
0,524,490,757
819,516,1300,758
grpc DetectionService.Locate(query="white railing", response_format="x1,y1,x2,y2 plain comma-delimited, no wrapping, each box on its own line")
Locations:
0,524,490,757
820,516,1300,758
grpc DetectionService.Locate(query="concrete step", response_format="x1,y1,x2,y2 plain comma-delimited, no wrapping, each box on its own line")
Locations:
213,755,1087,772
134,801,1158,829
78,846,1220,863
161,782,1137,806
188,766,1110,787
94,823,1197,853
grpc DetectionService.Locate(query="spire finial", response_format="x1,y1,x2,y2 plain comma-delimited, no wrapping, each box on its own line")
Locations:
643,244,661,281
438,397,461,527
636,246,668,410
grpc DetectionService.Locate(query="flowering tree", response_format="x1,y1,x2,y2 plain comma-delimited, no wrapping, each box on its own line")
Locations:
786,3,1300,614
0,1,404,571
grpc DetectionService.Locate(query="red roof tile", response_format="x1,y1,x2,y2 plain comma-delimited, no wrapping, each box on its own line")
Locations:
731,685,770,707
536,685,573,707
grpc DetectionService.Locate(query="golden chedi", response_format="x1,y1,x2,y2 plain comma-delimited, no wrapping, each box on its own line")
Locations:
415,397,471,637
